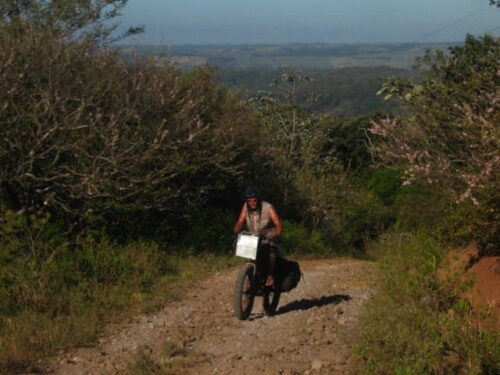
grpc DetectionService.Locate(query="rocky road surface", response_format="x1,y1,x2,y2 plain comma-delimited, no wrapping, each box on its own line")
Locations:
40,258,375,375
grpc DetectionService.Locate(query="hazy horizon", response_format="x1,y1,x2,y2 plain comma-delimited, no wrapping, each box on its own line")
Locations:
128,41,460,48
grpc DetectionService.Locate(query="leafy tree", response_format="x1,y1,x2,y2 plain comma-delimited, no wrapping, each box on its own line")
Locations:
0,0,142,43
317,112,388,172
218,66,412,117
247,70,394,248
0,24,260,235
371,35,499,248
249,70,320,209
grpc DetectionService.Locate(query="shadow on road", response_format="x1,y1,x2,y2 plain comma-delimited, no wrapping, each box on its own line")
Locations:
276,294,351,315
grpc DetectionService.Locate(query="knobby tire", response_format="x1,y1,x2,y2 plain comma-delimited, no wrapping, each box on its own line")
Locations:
263,286,280,316
234,263,255,320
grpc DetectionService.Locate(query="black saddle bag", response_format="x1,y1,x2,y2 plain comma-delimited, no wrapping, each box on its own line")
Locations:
276,258,301,293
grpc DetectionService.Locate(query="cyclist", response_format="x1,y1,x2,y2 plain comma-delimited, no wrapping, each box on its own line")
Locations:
234,186,282,286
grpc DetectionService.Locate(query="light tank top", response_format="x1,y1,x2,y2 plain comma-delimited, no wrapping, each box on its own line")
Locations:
245,201,276,239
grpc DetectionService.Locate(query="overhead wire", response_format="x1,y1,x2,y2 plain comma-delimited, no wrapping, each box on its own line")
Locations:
417,5,492,41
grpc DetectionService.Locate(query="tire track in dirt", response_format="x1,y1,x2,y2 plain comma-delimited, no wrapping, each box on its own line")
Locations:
39,258,375,375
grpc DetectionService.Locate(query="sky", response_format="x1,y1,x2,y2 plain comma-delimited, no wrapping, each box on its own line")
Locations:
119,0,500,45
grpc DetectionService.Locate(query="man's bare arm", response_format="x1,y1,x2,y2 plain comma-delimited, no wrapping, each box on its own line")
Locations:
269,206,282,236
234,204,247,233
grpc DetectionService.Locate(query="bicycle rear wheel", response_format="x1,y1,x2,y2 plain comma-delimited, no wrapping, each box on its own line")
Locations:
263,286,280,316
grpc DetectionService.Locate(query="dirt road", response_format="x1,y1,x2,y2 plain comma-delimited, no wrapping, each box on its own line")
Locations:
44,258,375,375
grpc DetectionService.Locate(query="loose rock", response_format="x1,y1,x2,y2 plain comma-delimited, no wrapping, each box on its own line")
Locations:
40,259,374,375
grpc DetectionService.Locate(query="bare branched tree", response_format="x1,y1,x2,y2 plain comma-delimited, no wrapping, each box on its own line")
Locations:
0,24,258,230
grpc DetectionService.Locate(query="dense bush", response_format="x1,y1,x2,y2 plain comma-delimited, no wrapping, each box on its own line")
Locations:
0,0,141,43
355,32,500,375
355,232,500,374
281,220,333,257
0,21,261,236
246,70,400,251
0,20,268,369
0,207,242,370
371,35,499,250
0,210,170,316
0,210,162,368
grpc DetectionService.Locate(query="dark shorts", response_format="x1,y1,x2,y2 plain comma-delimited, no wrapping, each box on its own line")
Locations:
272,245,283,258
261,243,283,258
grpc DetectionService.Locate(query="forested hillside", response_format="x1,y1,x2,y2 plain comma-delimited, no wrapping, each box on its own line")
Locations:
0,1,498,373
217,66,416,116
133,43,427,116
158,43,456,70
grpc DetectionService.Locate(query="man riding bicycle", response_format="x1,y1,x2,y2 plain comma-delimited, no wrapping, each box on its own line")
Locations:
233,186,282,286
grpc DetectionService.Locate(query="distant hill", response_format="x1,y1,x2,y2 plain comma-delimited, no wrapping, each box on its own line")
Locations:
121,43,450,116
217,66,417,117
134,42,456,70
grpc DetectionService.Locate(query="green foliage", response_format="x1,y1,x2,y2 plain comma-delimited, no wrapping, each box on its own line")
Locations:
367,169,402,205
248,71,401,253
317,113,388,172
0,22,261,237
372,35,500,250
0,211,168,317
166,207,238,255
354,232,500,374
0,208,239,371
281,220,333,257
0,0,142,43
390,184,444,234
218,66,412,117
248,69,321,212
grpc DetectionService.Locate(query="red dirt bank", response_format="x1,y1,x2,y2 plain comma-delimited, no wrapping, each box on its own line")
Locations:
444,248,500,325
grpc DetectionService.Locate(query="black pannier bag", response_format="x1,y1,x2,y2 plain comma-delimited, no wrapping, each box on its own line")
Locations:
276,258,301,292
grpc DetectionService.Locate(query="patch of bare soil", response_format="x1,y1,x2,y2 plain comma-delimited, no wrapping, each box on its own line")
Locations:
31,259,375,375
465,256,500,323
446,248,500,324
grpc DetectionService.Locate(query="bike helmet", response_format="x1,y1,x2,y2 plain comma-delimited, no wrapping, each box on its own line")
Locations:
245,185,260,199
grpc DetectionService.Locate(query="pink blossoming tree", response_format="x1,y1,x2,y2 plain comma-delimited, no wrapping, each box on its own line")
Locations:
369,35,499,248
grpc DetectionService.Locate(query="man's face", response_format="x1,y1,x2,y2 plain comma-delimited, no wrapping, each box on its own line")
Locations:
246,197,258,210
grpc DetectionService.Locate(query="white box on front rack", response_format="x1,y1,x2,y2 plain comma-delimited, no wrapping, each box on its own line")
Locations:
235,233,259,260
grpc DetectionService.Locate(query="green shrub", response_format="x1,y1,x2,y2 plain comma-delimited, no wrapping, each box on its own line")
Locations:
164,207,238,255
0,21,262,238
367,168,402,205
354,232,500,374
371,35,500,250
0,208,241,372
281,220,334,257
0,211,159,370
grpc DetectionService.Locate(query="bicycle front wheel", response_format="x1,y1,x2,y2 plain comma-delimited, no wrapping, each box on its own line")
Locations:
234,263,255,320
